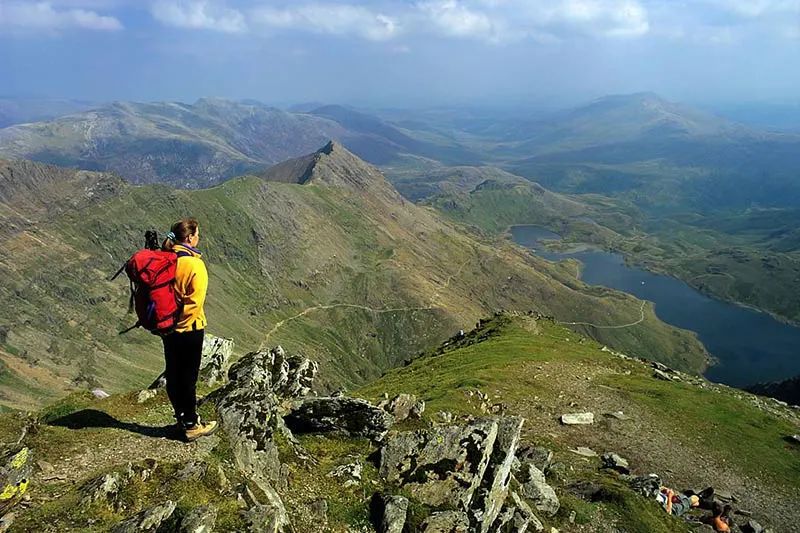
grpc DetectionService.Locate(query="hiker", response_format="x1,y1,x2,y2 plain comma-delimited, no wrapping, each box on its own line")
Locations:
160,217,218,442
657,487,699,516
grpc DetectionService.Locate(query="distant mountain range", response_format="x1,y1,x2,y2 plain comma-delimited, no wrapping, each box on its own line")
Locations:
0,97,98,128
0,99,477,188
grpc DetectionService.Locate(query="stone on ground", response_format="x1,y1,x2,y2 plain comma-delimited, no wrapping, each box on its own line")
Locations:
518,463,559,517
179,504,217,533
371,494,409,533
601,453,630,474
420,511,470,532
560,413,594,425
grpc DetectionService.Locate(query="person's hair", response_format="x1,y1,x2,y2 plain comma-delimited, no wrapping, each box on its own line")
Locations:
162,217,198,251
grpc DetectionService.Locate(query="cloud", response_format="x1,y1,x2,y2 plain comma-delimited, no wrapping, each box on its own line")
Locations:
417,1,498,39
151,0,246,33
0,1,123,31
251,3,398,41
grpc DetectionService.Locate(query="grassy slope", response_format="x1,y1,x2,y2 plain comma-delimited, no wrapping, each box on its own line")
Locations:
358,315,800,530
0,153,708,409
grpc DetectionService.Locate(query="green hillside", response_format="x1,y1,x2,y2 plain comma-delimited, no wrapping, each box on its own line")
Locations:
0,145,708,410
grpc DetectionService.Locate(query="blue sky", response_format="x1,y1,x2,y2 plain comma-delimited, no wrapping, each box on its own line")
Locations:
2,1,799,107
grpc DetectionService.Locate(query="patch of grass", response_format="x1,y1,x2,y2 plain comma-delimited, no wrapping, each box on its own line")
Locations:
607,372,800,487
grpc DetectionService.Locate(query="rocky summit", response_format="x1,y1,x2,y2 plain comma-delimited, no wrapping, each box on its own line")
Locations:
1,313,797,532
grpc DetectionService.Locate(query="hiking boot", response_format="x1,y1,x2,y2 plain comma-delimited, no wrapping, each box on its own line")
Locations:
184,420,218,442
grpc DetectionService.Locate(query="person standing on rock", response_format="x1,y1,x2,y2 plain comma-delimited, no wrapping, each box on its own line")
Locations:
161,217,218,442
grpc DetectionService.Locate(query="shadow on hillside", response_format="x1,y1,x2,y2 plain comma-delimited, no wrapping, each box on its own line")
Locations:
48,409,181,441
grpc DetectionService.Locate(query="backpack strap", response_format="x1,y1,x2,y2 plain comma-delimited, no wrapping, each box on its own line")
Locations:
176,251,191,258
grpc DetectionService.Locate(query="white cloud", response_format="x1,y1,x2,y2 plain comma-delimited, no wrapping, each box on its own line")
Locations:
151,0,246,33
252,4,398,41
418,1,497,38
540,0,650,38
0,1,123,31
702,0,800,18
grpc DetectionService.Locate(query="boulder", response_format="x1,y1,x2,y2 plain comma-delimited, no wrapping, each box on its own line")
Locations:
518,464,559,517
382,394,419,422
242,503,288,533
411,400,426,419
80,472,123,506
379,418,499,509
601,453,630,474
91,389,110,399
472,416,524,532
371,494,409,533
199,334,234,386
560,413,593,425
110,500,176,533
420,511,470,533
285,397,394,440
179,505,217,533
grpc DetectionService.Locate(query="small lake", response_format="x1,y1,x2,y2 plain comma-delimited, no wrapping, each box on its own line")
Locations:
511,225,800,388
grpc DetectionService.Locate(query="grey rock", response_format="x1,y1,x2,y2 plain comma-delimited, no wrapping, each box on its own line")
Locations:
327,462,362,487
242,503,287,533
0,447,32,515
91,388,110,399
285,397,394,440
411,400,426,419
111,500,176,533
175,461,207,481
180,505,217,533
380,418,499,509
569,447,597,458
604,411,631,421
372,494,409,533
200,334,234,386
515,446,553,472
80,472,123,506
136,389,158,404
420,511,470,532
509,491,544,532
653,369,673,381
560,413,593,425
473,416,524,532
628,474,661,498
518,464,559,517
790,434,800,445
601,453,630,474
383,393,418,422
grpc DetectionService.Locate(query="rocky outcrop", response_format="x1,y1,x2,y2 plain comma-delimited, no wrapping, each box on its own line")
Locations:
110,500,176,533
199,334,234,386
472,416,524,532
212,346,319,533
379,418,499,509
285,397,394,440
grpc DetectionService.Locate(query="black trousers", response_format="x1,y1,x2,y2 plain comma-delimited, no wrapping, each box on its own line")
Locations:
162,329,204,428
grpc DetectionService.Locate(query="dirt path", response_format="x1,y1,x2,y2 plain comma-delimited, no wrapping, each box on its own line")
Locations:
556,300,646,330
258,257,473,349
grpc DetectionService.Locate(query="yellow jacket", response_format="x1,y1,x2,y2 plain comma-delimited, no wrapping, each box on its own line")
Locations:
173,244,208,332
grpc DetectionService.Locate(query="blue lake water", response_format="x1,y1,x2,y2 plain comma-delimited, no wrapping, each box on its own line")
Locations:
510,225,800,388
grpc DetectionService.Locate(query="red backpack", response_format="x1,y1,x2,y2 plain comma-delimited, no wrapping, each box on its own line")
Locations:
112,246,185,335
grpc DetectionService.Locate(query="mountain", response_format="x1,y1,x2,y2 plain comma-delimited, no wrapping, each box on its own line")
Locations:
0,97,98,128
0,144,707,410
3,314,797,532
0,99,477,188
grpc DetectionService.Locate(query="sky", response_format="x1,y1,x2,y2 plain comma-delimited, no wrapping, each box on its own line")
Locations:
1,0,799,108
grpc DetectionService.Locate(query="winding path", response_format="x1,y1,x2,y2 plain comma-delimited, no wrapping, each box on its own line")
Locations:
258,255,649,349
556,300,647,330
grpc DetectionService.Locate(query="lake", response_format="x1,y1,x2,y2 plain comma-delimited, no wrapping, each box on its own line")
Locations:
511,225,800,388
